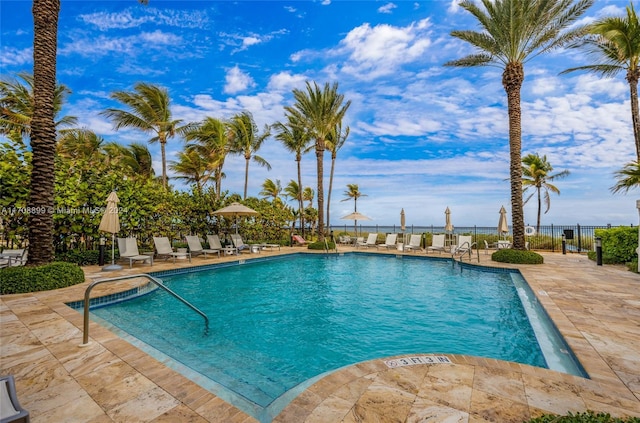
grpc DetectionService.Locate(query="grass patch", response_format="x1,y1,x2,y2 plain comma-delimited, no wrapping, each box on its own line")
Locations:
524,410,640,422
0,262,85,295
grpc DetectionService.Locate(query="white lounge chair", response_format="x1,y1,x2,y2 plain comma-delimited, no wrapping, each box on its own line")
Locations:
230,234,250,253
377,233,398,249
117,237,153,269
454,235,473,255
357,233,378,248
0,248,27,268
207,234,235,255
185,235,220,259
404,234,422,253
427,234,446,254
153,236,191,263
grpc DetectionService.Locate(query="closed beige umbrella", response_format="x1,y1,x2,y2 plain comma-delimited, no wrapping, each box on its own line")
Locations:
213,202,259,233
444,207,453,232
498,206,509,238
99,191,122,270
400,208,406,232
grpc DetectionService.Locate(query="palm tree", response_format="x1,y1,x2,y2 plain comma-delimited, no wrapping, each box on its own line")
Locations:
341,184,367,212
521,153,570,231
229,111,271,199
260,178,282,201
273,116,312,236
57,129,104,164
102,82,191,189
445,0,593,250
169,149,211,193
285,81,351,241
326,122,349,230
562,2,640,160
611,161,640,193
185,117,232,199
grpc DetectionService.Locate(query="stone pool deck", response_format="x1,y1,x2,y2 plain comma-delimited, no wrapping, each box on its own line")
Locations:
1,247,639,422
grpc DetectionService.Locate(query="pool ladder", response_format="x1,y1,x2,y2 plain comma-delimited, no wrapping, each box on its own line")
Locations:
79,273,209,346
451,241,480,264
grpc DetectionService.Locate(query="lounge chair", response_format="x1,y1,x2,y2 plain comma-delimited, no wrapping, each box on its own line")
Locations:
484,240,498,255
230,234,251,253
454,235,474,255
377,233,398,249
117,237,153,269
292,235,307,246
207,234,236,255
427,234,446,254
357,233,378,248
0,248,27,268
0,375,30,423
153,236,191,263
185,235,220,259
404,234,422,253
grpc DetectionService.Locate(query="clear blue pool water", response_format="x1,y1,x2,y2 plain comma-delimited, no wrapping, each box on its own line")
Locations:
85,253,583,421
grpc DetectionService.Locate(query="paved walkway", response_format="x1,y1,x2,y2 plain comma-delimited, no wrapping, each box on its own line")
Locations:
1,247,639,422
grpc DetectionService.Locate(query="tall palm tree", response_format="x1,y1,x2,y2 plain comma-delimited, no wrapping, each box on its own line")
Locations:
102,142,155,180
57,128,104,164
562,2,640,160
445,0,593,250
169,149,210,193
285,81,351,241
611,161,640,193
26,0,61,265
102,82,190,189
229,111,271,199
273,116,312,236
260,178,282,201
326,122,349,230
185,117,232,199
521,153,570,231
341,184,367,212
303,186,315,209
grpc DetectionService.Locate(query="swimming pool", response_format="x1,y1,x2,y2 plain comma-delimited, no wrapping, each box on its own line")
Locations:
80,253,585,421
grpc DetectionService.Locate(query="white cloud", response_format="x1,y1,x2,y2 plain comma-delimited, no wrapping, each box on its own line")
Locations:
224,66,256,94
60,31,182,58
267,71,308,92
0,46,32,67
378,3,397,14
79,7,210,30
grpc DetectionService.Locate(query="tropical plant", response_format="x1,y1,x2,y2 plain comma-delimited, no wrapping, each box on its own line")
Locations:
326,122,349,229
611,160,640,193
101,82,191,189
273,116,312,236
169,149,210,193
562,2,640,160
184,116,232,199
229,111,271,199
283,179,304,232
445,0,593,250
303,186,315,209
103,141,155,180
260,178,282,201
341,183,366,212
285,81,351,241
522,153,570,231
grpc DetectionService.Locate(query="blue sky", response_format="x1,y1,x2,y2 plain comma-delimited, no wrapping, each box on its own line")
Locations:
1,0,637,226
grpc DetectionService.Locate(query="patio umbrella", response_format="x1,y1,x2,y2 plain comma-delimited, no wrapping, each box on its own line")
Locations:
341,211,371,235
498,206,509,239
444,207,453,232
213,202,259,233
400,208,406,232
98,191,122,271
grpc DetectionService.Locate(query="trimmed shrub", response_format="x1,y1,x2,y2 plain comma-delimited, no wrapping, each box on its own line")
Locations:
55,249,101,266
594,227,637,266
307,241,336,250
524,410,640,422
491,249,544,264
0,262,85,295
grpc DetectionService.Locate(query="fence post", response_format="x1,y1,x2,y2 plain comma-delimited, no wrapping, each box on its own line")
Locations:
551,224,554,252
577,224,582,253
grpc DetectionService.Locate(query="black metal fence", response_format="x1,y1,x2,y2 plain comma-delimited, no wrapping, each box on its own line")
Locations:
329,224,623,253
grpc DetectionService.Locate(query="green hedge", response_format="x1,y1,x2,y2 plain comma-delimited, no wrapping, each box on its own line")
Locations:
55,249,102,266
307,241,336,250
491,249,544,264
524,410,640,422
0,262,86,295
594,227,638,266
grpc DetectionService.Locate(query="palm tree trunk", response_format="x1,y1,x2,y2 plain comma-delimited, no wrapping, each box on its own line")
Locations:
627,68,640,161
296,157,305,237
316,141,325,241
244,156,250,199
503,62,526,250
326,153,336,232
536,188,542,233
160,137,167,189
27,0,60,266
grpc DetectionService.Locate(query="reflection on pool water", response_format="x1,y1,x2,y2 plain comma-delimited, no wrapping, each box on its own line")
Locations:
79,253,586,422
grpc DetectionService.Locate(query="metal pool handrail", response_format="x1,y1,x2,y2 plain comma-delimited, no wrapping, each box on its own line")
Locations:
80,273,209,346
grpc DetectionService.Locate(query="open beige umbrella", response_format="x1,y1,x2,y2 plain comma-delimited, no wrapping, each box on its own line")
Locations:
341,211,371,236
213,202,259,233
498,206,509,239
98,191,122,270
400,208,406,232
